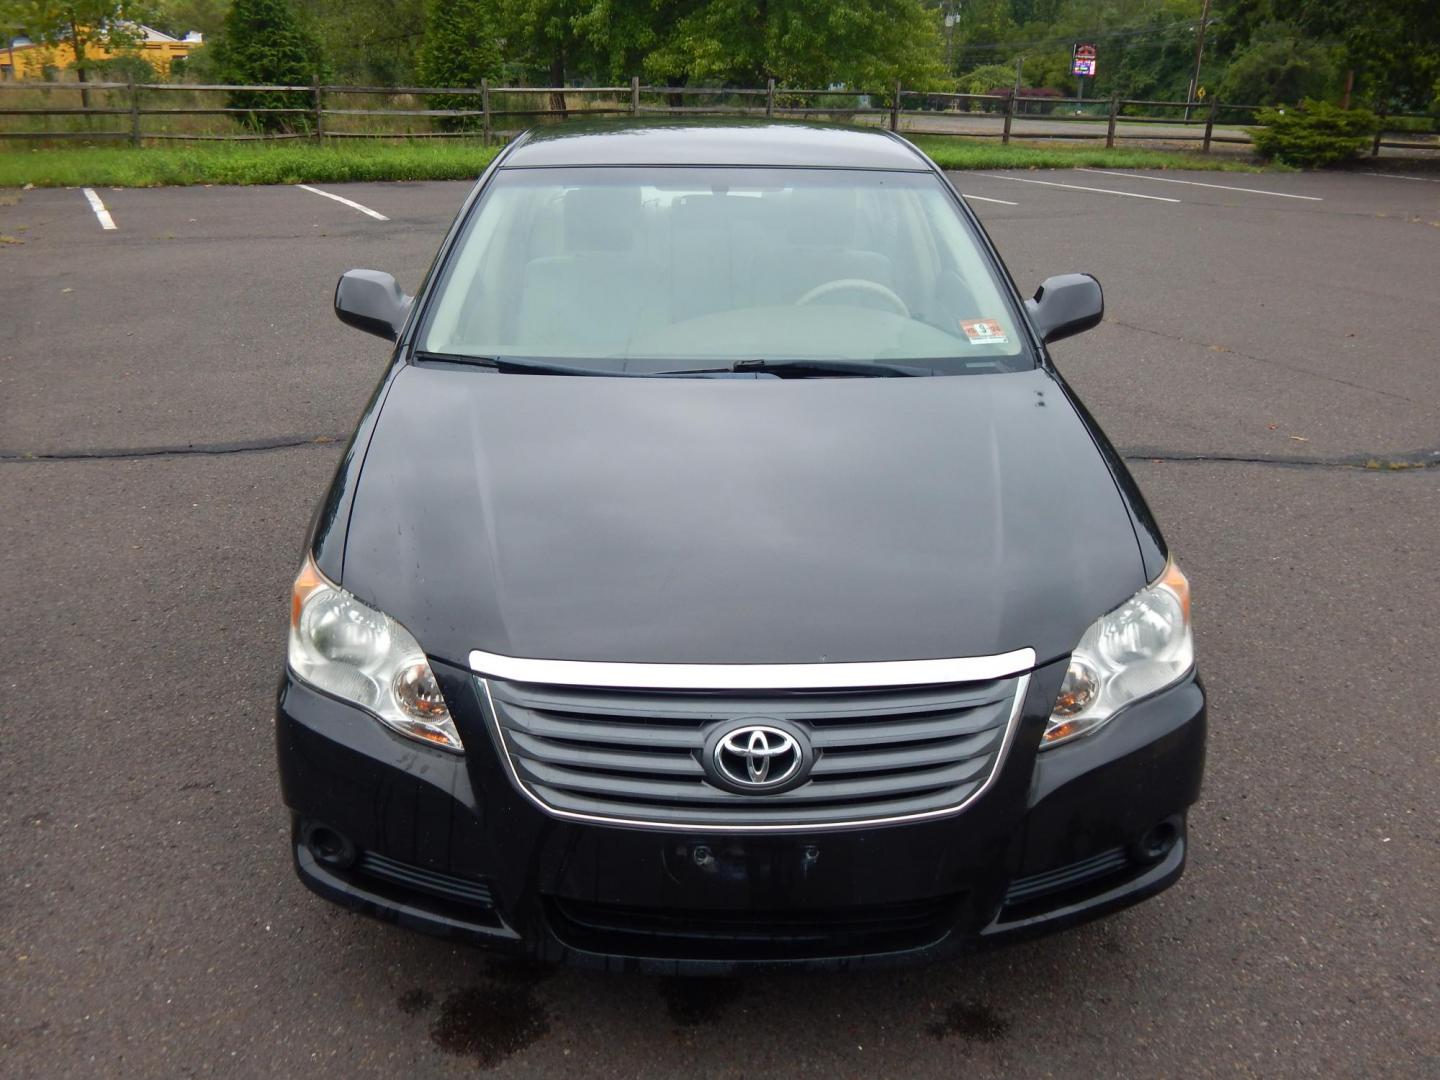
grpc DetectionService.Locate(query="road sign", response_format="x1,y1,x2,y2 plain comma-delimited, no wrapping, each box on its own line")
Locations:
1072,42,1097,78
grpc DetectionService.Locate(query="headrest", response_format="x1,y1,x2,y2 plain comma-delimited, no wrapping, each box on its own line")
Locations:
784,187,858,246
672,194,729,229
564,185,642,252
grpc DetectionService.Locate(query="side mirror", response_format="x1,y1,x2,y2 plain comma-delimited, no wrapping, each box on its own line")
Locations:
1024,273,1103,344
335,269,412,341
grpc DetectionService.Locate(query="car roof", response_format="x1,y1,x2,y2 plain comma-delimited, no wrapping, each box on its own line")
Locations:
501,119,933,171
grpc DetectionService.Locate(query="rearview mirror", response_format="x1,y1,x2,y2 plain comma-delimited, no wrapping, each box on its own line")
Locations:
335,269,412,341
1025,273,1103,344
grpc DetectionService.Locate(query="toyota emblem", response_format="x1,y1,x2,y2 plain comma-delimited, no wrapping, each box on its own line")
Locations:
707,721,812,793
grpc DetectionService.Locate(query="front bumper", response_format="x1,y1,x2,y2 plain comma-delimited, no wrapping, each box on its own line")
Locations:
276,657,1205,973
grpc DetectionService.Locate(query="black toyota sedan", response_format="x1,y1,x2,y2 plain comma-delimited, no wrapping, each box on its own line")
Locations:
277,121,1205,971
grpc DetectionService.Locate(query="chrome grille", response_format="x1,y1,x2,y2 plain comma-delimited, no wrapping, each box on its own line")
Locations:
480,674,1027,829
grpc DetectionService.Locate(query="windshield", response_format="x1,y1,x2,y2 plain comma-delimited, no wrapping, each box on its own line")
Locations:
419,166,1035,375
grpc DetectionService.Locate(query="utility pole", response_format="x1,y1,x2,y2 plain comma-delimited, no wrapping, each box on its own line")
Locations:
943,2,950,74
943,2,958,75
1008,53,1023,129
1185,0,1212,121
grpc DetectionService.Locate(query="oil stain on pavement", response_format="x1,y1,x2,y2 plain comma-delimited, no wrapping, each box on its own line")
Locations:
429,984,551,1069
924,999,1010,1042
396,988,434,1015
659,977,746,1026
483,956,555,987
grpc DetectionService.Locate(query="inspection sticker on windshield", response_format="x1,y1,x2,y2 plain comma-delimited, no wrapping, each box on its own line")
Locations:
960,319,1009,345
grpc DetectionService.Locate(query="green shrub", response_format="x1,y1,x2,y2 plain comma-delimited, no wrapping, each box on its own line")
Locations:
209,0,326,133
1251,100,1379,167
83,53,159,84
955,64,1017,97
417,0,501,132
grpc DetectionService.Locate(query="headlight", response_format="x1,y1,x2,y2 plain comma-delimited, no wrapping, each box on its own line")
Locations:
288,554,463,753
1043,561,1193,748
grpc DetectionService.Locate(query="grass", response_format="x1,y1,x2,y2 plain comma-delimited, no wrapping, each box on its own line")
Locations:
0,139,505,188
0,132,1275,189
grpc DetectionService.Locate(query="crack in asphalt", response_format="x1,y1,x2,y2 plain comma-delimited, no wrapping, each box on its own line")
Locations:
2,436,1436,472
0,434,343,462
1122,447,1440,470
1103,317,1419,404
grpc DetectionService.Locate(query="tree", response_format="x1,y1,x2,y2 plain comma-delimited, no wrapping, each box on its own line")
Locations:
296,0,426,87
144,0,231,83
495,0,582,113
572,0,689,85
416,0,500,128
146,0,228,39
1086,2,1205,103
3,1,150,106
951,0,1019,75
642,0,947,91
1216,0,1440,111
1217,25,1337,106
1294,0,1439,112
950,0,1209,101
955,62,1017,94
207,0,325,131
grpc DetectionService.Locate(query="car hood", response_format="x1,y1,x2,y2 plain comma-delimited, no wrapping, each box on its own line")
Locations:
341,365,1145,669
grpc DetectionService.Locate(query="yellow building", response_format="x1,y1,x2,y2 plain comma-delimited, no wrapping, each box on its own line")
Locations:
2,25,203,81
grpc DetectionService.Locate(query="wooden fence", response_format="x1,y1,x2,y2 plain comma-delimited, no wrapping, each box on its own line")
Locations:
1,77,1436,155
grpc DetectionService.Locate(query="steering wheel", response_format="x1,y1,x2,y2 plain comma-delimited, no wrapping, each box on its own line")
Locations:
795,278,910,318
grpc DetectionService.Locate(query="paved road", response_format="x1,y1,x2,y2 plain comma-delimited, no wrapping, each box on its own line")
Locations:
897,113,1437,158
900,111,1256,149
2,166,1438,1078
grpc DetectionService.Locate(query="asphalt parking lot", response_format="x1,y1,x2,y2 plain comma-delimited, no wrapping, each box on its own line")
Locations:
2,163,1437,1078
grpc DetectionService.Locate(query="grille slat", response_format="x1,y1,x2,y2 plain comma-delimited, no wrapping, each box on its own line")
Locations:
808,706,1009,748
357,852,495,906
529,781,986,826
812,711,1002,743
810,729,1001,775
482,673,1025,829
508,728,704,775
504,711,702,748
515,754,991,805
495,681,1010,720
1003,847,1132,904
547,893,964,958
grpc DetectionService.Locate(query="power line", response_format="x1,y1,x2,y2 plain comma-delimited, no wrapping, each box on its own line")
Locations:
956,18,1225,55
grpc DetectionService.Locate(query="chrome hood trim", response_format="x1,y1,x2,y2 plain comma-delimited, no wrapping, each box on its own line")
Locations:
467,646,1036,689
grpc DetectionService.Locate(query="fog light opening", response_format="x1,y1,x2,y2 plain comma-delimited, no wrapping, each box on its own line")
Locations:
302,820,357,869
1133,818,1181,864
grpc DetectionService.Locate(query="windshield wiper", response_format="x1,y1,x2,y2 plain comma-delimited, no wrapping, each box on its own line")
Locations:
656,358,937,378
414,352,936,379
414,352,777,379
413,351,633,377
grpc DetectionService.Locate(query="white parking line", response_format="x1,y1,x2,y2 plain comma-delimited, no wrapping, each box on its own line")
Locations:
973,174,1180,203
962,193,1020,206
1075,168,1322,201
81,188,116,230
296,184,390,221
1358,171,1440,184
